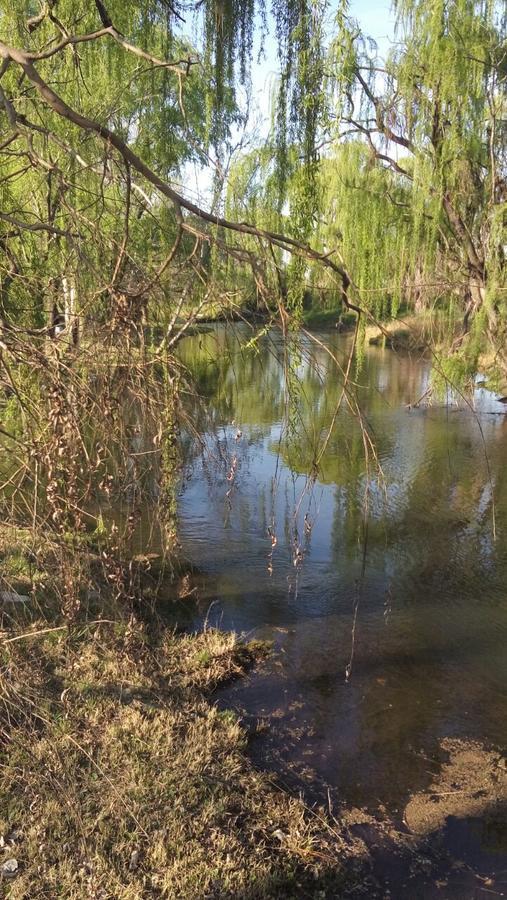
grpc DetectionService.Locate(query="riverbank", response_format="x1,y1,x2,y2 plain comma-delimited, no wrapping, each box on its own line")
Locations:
0,597,355,898
1,533,506,897
1,315,506,897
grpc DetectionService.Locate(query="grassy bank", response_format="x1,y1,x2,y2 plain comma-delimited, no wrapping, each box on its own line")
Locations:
0,601,350,899
301,308,358,330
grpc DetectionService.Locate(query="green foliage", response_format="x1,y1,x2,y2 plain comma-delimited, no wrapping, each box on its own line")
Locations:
203,0,257,147
316,142,424,319
0,0,506,378
224,0,506,372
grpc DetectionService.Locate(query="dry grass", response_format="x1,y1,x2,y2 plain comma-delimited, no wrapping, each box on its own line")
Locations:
364,311,452,351
0,618,348,899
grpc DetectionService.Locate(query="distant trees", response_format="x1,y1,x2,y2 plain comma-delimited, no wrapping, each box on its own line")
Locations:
227,1,507,377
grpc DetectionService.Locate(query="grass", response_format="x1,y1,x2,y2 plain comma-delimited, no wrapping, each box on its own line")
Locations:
0,529,37,594
0,611,349,898
301,308,357,330
364,309,455,351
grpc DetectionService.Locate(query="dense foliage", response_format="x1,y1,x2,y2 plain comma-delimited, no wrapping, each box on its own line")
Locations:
0,0,505,574
0,1,504,365
227,1,506,376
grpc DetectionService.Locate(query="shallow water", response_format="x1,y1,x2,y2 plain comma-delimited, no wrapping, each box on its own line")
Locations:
177,324,507,821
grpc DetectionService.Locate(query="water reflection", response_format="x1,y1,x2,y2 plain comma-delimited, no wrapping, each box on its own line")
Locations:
177,324,507,810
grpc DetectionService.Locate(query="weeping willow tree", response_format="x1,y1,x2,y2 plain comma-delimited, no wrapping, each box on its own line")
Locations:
324,0,507,377
0,0,505,504
0,0,341,332
0,1,505,347
0,2,208,333
0,0,357,618
314,142,429,321
223,0,506,377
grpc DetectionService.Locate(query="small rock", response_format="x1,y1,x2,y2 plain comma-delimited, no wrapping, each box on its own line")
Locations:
1,858,18,877
129,849,140,871
272,829,286,843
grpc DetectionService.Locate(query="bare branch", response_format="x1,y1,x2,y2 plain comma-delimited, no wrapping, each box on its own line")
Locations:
26,25,198,74
0,211,76,238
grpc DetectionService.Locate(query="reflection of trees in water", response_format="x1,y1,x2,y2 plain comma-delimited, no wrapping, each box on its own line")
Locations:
179,326,288,428
180,326,507,803
179,327,507,585
377,416,506,595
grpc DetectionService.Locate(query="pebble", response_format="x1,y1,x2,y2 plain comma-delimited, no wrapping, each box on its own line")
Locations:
1,858,18,876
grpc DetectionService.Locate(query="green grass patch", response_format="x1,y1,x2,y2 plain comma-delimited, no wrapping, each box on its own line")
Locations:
302,308,357,330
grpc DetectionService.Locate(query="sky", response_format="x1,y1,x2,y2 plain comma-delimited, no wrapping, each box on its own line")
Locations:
350,0,395,48
249,0,395,124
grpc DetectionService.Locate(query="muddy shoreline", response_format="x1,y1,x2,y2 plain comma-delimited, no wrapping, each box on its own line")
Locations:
213,651,507,898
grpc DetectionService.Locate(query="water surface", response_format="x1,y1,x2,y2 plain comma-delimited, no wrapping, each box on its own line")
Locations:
177,325,507,819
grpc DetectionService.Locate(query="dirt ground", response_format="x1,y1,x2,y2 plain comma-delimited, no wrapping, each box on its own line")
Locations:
337,738,507,898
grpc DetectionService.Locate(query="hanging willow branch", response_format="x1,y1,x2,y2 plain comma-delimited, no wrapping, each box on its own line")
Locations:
0,36,362,316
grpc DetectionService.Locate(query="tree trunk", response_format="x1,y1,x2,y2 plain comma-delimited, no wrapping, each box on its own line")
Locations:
62,275,79,345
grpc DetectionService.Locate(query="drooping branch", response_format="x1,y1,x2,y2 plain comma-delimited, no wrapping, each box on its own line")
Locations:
0,38,361,315
27,25,197,74
339,44,489,300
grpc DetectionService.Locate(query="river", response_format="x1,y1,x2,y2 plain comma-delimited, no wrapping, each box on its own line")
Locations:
176,323,507,887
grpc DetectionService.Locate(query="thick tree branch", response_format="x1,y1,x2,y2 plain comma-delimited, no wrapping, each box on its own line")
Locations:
442,194,485,277
0,39,361,315
355,70,415,153
94,0,113,28
26,25,197,74
343,116,412,179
